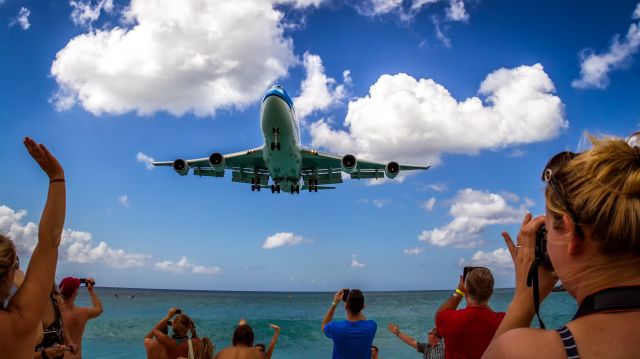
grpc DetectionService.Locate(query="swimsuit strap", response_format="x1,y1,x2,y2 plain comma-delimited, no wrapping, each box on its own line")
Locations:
556,326,580,359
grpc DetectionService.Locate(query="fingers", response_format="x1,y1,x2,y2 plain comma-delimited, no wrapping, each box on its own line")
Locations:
502,231,517,261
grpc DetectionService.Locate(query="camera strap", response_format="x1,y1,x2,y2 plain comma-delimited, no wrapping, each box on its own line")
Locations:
573,285,640,320
526,259,546,329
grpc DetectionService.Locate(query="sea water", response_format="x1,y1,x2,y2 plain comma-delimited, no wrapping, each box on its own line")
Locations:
78,288,576,358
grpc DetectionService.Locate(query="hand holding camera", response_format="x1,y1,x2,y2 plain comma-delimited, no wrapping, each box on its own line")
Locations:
79,278,96,290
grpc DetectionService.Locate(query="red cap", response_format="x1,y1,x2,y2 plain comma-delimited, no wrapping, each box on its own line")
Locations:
59,277,80,297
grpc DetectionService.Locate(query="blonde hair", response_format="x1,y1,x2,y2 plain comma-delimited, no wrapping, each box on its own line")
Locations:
0,235,17,302
545,135,640,256
0,235,17,275
465,267,494,303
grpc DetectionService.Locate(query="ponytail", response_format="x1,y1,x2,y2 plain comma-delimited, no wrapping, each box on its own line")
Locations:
199,337,214,359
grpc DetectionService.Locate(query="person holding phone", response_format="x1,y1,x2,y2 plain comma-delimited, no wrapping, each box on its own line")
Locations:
322,288,377,359
59,277,103,358
434,267,504,359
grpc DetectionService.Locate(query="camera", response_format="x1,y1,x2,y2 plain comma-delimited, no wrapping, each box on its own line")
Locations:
342,289,350,302
79,278,95,286
535,224,554,270
175,309,182,314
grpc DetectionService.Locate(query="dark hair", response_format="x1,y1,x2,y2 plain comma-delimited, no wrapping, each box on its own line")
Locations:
232,324,254,346
255,343,266,352
346,289,365,314
431,327,442,339
371,345,379,353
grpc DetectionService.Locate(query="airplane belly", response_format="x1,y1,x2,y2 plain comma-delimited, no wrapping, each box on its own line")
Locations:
261,96,301,182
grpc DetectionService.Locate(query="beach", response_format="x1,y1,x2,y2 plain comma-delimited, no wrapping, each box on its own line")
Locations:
78,287,576,358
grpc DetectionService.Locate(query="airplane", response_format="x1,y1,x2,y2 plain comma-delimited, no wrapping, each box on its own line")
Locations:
153,85,430,194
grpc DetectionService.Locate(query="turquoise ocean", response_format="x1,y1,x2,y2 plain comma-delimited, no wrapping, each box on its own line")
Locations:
78,288,576,358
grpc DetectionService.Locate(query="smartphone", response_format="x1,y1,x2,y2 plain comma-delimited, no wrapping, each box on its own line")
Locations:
463,266,477,281
175,309,182,315
342,289,350,302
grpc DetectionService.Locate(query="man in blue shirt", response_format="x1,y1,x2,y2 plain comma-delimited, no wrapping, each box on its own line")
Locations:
322,289,377,359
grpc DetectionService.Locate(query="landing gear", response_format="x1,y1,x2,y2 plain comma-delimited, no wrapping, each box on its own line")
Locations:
271,184,281,193
271,128,281,151
308,178,319,192
251,178,261,192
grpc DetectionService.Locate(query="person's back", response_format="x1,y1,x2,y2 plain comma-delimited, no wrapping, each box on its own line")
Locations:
322,289,377,359
60,277,103,359
325,319,377,358
215,322,264,359
435,268,504,359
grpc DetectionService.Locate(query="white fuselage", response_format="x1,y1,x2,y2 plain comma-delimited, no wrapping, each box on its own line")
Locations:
260,90,301,191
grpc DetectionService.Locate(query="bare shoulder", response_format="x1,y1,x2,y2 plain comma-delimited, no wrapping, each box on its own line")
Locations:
483,328,565,359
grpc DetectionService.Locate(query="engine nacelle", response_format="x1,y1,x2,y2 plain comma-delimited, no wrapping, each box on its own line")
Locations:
172,159,189,176
385,161,400,179
209,152,225,171
341,154,357,174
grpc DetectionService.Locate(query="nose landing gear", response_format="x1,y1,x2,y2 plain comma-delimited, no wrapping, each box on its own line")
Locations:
270,128,281,150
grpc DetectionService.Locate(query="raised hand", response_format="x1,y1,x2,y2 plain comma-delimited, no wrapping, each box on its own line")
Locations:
269,323,280,332
23,137,64,180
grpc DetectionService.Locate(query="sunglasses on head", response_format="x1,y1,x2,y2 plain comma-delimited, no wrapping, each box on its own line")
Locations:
541,151,584,238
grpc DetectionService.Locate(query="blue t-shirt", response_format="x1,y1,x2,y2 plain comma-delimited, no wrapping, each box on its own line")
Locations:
324,320,377,359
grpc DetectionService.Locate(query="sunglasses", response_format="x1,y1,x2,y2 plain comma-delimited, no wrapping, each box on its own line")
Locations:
541,151,585,239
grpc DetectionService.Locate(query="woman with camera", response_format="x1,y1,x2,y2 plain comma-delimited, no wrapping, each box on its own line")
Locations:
148,308,214,359
483,133,640,358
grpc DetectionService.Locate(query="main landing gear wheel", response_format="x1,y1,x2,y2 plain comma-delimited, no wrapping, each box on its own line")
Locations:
251,185,256,191
271,185,275,193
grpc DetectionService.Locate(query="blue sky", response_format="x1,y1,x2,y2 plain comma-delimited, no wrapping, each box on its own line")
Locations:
1,0,639,291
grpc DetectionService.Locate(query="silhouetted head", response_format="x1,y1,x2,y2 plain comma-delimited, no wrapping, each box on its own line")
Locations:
232,324,254,347
0,235,18,303
255,343,266,352
345,289,365,315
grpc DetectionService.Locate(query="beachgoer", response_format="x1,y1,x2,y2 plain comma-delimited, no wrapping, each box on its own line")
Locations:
59,277,103,358
34,284,77,358
482,133,640,358
0,137,66,358
371,345,380,359
254,324,280,359
144,318,169,359
322,288,377,359
150,308,214,359
387,324,444,359
215,319,263,359
434,268,504,359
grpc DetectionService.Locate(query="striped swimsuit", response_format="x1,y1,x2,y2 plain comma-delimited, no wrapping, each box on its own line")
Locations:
556,326,579,359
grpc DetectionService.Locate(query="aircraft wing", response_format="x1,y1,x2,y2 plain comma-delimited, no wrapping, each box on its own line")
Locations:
300,148,429,183
153,147,271,186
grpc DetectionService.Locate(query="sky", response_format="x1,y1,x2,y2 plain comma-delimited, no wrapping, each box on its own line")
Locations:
1,0,639,292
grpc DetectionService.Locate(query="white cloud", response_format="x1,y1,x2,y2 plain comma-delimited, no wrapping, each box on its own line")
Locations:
432,16,451,48
421,197,436,211
372,199,391,208
310,64,566,167
51,0,296,116
572,8,640,89
294,52,349,121
69,0,114,28
117,194,130,207
411,0,439,11
273,0,326,8
355,0,438,19
262,232,306,249
351,254,365,268
136,152,155,170
418,188,528,248
154,256,220,275
404,247,424,255
12,7,31,30
1,204,149,268
446,0,468,22
429,183,447,192
458,247,513,272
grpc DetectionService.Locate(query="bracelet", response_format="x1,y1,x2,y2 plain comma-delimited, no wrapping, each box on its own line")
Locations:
331,301,339,306
455,288,465,297
50,178,65,184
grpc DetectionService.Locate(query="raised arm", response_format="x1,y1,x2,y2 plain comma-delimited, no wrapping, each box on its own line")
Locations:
434,276,465,323
85,278,104,318
8,138,66,334
322,289,344,333
264,324,280,359
387,323,418,350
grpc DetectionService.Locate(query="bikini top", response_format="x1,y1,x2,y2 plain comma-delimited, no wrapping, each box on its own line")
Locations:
35,293,65,358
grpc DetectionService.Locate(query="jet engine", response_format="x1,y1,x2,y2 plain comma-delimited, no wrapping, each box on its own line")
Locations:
385,161,400,179
173,159,189,176
209,152,225,171
341,154,357,174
